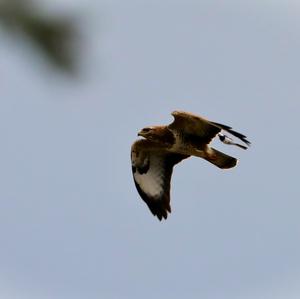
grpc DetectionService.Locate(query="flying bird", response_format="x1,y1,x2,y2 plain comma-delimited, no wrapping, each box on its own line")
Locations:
131,111,250,220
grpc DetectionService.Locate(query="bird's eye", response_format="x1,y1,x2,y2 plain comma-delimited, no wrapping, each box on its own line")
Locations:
143,128,151,133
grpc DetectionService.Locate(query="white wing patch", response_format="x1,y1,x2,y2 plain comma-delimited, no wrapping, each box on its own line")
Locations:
133,155,165,199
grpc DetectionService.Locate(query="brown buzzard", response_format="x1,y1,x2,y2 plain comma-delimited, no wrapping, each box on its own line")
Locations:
131,111,250,220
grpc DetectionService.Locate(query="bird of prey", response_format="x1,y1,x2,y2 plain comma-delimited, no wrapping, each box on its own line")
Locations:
131,111,250,220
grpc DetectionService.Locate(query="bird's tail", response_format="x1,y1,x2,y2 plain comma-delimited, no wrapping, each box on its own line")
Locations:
204,147,238,169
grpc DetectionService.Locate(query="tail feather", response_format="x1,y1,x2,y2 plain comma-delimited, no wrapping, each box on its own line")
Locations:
205,147,238,169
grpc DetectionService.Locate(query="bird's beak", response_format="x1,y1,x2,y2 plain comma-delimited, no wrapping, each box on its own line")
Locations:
138,130,147,138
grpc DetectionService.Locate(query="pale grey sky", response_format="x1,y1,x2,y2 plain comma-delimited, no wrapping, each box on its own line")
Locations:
0,1,300,298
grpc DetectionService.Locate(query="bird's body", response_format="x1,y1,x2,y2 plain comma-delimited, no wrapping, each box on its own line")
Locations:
131,110,251,220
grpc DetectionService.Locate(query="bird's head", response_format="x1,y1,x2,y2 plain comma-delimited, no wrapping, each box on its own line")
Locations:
138,126,162,142
138,126,155,138
138,125,175,145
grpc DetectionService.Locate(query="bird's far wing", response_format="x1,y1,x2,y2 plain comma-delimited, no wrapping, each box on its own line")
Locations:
131,141,189,220
211,122,251,146
168,110,221,145
169,111,251,147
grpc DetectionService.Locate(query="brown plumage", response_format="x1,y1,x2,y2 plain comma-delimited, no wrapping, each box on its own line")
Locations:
131,111,251,220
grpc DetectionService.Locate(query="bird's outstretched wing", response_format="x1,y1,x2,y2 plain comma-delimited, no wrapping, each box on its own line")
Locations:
131,140,189,220
168,110,251,147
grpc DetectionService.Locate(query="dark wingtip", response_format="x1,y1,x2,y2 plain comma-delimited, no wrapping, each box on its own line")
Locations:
134,180,171,221
212,121,251,146
154,207,169,221
147,201,170,221
235,143,248,150
226,128,251,146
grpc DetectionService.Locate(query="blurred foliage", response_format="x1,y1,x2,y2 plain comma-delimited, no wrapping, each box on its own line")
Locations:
0,0,77,73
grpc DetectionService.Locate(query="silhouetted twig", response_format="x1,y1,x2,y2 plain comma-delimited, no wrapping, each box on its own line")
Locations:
0,0,77,73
